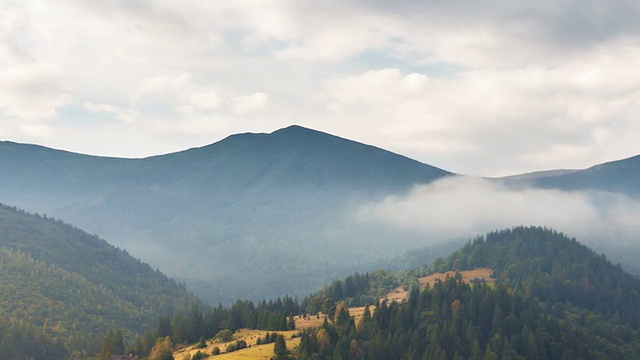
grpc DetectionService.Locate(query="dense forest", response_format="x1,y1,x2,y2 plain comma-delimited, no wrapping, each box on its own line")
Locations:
435,227,640,328
4,201,640,360
108,226,640,359
112,298,300,358
0,204,199,359
295,227,640,359
297,277,640,359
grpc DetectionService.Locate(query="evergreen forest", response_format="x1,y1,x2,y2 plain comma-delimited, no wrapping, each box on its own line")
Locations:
3,199,640,359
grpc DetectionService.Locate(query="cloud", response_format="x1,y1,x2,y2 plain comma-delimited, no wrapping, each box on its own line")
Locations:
83,102,138,123
230,92,269,115
0,67,72,125
1,0,639,177
323,51,640,176
357,176,640,245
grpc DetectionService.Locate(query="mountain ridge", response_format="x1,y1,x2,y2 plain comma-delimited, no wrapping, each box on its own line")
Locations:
0,126,452,303
533,153,640,195
1,126,639,302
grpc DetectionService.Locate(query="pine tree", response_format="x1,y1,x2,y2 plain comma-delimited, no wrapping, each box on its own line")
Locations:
99,329,125,359
271,334,291,360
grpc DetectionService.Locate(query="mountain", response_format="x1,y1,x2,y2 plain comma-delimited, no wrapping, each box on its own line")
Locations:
295,226,640,359
528,154,640,196
0,125,451,303
498,169,579,181
0,204,199,358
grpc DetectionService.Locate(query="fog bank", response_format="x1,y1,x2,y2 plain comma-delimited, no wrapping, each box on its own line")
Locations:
358,176,640,246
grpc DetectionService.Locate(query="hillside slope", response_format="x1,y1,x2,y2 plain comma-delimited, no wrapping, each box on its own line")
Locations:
0,125,451,302
0,204,198,357
297,227,640,359
438,226,640,320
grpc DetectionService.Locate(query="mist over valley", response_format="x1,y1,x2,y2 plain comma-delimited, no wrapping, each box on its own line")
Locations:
1,125,639,303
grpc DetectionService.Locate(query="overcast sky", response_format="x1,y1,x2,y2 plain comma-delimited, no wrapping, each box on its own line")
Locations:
1,1,639,176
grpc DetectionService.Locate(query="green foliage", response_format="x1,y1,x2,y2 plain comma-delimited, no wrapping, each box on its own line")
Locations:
271,334,292,360
225,339,247,353
191,350,208,360
148,336,174,360
165,298,300,349
214,330,232,343
0,315,67,360
297,227,640,359
196,335,207,349
257,332,278,345
298,276,640,359
0,204,199,357
438,226,640,329
99,329,125,359
303,270,401,313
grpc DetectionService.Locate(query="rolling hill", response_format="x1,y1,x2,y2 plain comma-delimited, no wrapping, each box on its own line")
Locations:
0,125,451,303
295,226,640,359
0,204,198,358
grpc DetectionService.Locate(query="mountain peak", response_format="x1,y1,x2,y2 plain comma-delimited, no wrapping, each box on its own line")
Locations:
269,124,342,142
271,124,313,134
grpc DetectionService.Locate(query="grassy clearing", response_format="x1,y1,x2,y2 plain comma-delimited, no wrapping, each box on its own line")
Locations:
384,268,494,303
292,313,327,329
174,329,300,360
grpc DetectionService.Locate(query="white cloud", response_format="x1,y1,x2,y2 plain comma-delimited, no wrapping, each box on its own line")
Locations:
18,123,53,139
83,102,138,124
0,63,72,121
357,176,640,245
189,92,222,111
322,44,640,175
230,92,269,115
0,0,639,176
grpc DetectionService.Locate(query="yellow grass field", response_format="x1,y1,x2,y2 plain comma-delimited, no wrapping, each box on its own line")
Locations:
174,329,300,360
292,313,328,329
384,268,494,303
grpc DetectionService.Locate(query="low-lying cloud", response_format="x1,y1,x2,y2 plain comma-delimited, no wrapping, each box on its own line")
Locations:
358,176,640,246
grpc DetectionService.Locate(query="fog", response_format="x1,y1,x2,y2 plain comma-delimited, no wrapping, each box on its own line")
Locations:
358,176,640,248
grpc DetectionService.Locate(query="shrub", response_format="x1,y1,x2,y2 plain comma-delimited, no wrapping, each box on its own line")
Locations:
192,350,208,360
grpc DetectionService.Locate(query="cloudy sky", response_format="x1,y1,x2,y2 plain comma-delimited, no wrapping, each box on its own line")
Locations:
1,0,639,176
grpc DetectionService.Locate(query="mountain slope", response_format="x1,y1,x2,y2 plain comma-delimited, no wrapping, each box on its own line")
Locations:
0,125,451,302
437,226,640,322
0,204,198,355
531,154,640,196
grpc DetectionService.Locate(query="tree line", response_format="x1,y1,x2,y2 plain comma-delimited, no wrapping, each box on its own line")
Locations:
297,276,640,359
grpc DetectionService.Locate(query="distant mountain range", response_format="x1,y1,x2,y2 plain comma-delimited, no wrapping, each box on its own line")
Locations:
0,125,638,302
531,154,640,195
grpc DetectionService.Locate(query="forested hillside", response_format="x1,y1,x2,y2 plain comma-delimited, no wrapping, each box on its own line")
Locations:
295,227,640,359
0,204,199,359
437,227,640,323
